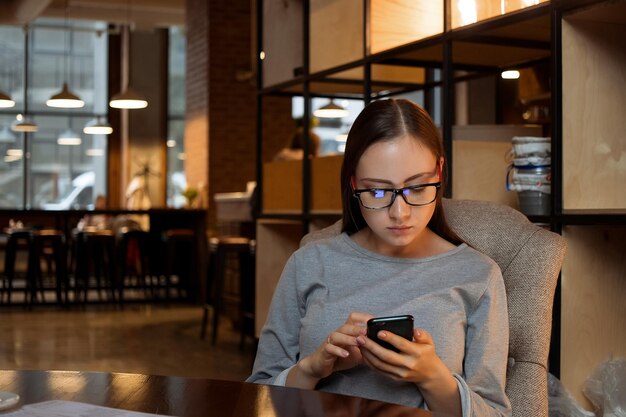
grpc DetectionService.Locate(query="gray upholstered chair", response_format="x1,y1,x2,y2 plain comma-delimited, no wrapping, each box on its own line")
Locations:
300,198,566,417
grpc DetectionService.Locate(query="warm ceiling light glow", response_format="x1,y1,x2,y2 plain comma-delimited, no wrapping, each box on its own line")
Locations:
501,70,520,80
260,51,266,60
457,0,478,26
57,129,82,145
6,149,23,157
46,83,85,108
166,139,176,148
109,86,148,109
313,100,349,119
0,91,15,108
335,133,348,143
83,118,113,135
11,115,38,132
86,148,104,156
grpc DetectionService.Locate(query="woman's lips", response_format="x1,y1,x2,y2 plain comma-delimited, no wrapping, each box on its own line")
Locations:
388,225,412,234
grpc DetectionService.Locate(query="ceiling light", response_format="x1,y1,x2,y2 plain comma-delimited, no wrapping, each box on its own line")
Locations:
83,117,113,134
313,100,349,118
109,86,148,109
166,139,176,147
0,126,16,142
47,2,84,109
47,82,85,108
501,70,520,80
0,91,15,108
11,115,38,133
335,133,348,143
86,148,104,156
109,25,148,109
57,129,82,145
6,149,23,157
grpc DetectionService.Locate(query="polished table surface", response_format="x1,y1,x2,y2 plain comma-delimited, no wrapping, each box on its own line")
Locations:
0,370,435,417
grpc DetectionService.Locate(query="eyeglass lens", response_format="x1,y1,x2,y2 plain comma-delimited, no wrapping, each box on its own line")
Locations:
358,185,438,209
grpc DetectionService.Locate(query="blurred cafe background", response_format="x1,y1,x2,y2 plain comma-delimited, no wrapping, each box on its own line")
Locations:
0,0,624,413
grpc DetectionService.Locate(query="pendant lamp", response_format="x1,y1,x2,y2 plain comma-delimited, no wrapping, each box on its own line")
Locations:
109,25,148,109
0,91,15,108
57,128,82,145
11,115,38,133
313,99,348,118
83,117,113,135
47,2,84,109
12,27,38,132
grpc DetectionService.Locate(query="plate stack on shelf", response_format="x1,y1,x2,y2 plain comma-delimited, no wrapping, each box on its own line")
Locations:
507,136,551,216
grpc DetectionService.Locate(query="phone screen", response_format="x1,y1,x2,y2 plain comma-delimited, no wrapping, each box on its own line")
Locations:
366,315,414,353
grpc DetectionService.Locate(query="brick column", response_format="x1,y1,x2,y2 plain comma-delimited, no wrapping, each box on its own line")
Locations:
185,0,293,230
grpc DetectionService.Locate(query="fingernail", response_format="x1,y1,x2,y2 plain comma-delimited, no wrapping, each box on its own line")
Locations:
415,330,421,337
342,350,349,357
379,331,387,338
356,336,365,345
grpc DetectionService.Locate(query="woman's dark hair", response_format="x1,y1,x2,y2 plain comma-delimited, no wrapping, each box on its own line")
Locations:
340,98,463,245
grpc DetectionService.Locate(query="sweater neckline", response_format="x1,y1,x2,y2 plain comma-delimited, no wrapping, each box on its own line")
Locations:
340,232,468,264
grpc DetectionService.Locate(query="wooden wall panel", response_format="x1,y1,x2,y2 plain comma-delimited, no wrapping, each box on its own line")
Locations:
311,155,342,214
370,0,443,54
452,125,542,207
310,0,363,74
561,226,626,410
255,220,303,336
263,160,302,214
263,0,302,87
562,17,626,209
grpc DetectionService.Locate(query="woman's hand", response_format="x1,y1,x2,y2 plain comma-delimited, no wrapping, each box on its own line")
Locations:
357,329,462,416
287,312,372,389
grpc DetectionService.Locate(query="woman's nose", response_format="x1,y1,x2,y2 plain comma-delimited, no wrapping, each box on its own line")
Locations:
388,194,411,219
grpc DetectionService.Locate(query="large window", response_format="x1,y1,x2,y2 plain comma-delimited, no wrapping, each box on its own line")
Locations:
0,20,108,209
166,26,186,208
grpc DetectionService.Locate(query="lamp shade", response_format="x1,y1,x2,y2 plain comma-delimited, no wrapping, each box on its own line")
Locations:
109,86,148,109
313,100,348,118
83,117,113,135
46,82,85,108
0,90,15,108
11,116,38,132
57,128,82,145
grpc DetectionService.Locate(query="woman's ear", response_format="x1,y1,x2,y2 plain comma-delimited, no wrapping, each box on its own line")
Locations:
438,157,445,180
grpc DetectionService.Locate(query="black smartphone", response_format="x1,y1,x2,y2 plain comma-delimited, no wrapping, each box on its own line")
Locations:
366,315,414,353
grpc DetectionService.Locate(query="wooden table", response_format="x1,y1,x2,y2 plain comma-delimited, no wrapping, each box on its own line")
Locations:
0,370,433,417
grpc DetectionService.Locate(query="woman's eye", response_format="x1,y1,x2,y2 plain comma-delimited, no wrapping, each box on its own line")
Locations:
371,189,387,199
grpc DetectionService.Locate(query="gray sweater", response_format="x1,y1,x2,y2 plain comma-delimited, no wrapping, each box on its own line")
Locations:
248,233,512,417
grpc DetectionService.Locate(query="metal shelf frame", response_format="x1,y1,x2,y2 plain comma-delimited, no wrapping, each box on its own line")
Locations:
255,0,622,379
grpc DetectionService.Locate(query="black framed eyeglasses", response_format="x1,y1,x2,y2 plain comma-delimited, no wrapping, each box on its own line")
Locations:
351,179,441,210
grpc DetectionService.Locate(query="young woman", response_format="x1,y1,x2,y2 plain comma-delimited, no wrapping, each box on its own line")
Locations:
247,99,511,417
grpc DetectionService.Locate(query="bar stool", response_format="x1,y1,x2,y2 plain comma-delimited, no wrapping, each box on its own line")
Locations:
74,230,117,303
200,236,255,346
1,229,34,304
162,229,196,301
116,229,152,302
31,229,68,305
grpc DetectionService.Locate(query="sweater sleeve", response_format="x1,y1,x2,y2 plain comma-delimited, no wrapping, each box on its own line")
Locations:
246,254,303,385
456,267,512,417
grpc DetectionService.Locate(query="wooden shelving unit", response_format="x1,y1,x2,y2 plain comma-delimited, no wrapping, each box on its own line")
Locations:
255,1,626,408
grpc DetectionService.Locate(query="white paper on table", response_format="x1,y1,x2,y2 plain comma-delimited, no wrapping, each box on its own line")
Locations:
1,400,174,417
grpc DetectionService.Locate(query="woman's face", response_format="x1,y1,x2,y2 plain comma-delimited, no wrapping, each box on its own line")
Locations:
353,135,440,257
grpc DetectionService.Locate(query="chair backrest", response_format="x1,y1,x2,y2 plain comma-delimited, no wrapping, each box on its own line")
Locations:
300,198,566,417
